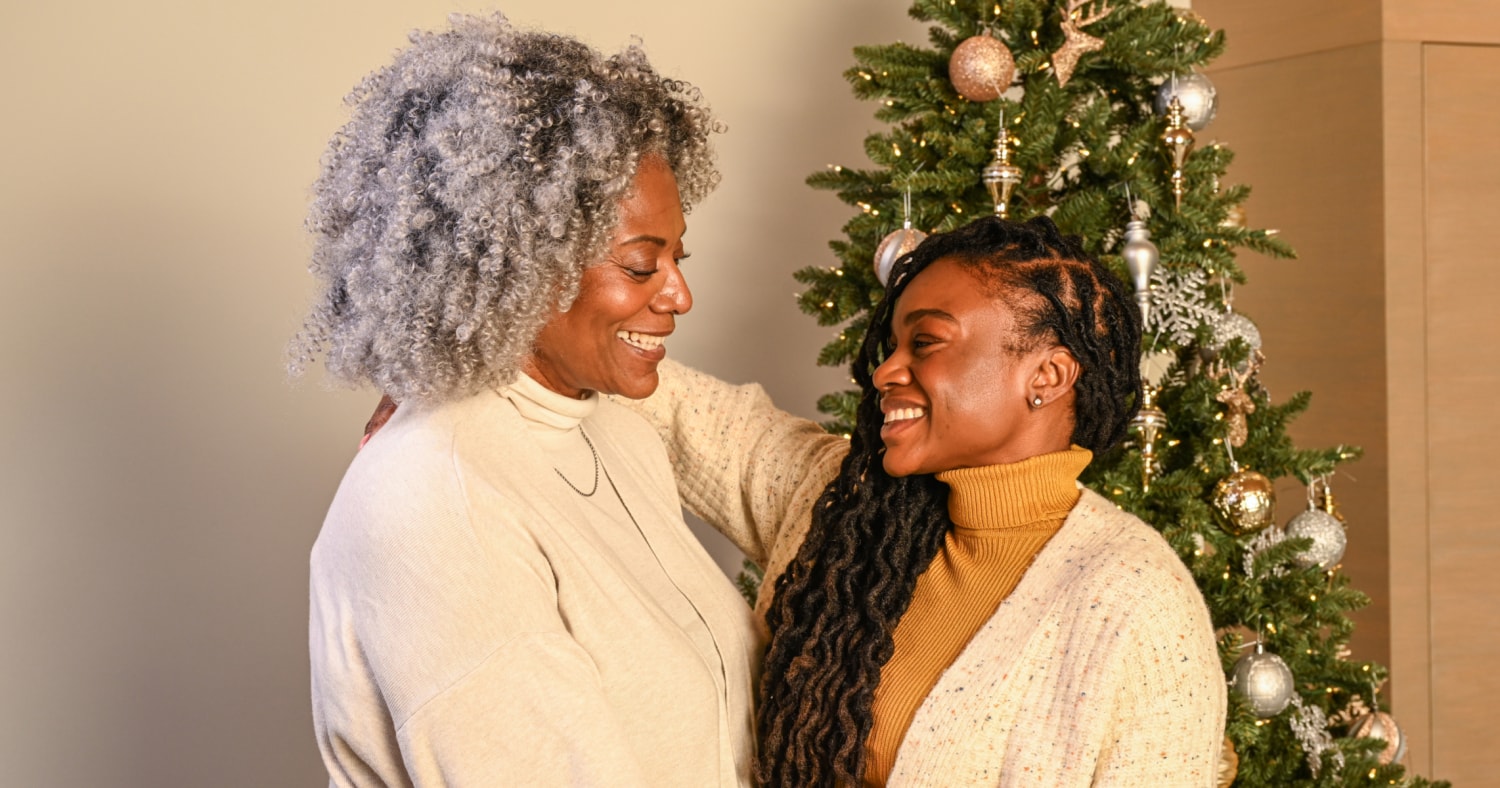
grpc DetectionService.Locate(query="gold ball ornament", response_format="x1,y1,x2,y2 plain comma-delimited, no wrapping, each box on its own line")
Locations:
1350,710,1408,765
873,223,928,286
1213,466,1276,536
1216,735,1238,788
949,34,1015,102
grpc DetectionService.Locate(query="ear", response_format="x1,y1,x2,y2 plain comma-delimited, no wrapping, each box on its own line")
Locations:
1029,346,1081,404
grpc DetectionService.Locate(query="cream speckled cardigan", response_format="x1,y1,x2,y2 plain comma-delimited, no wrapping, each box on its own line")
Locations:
630,360,1226,787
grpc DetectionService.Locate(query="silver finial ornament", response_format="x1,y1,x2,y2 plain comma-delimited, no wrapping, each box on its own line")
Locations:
1121,220,1160,324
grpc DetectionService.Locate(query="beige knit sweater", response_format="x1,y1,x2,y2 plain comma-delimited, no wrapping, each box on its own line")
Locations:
310,373,762,787
631,360,1226,787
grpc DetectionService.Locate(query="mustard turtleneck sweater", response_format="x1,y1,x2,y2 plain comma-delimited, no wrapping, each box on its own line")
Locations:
862,446,1094,786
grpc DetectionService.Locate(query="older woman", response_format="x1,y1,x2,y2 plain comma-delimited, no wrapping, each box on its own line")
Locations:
632,216,1225,786
294,15,764,786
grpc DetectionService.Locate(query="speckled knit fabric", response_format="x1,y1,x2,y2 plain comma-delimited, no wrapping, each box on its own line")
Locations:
625,360,1225,787
862,448,1093,786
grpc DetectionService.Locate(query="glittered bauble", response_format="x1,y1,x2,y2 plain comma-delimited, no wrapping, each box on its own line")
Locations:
1350,710,1408,765
949,34,1015,102
1121,220,1160,325
874,223,928,286
1216,735,1239,788
1154,71,1219,131
1285,507,1347,569
1204,310,1264,375
1231,643,1295,718
1211,311,1263,354
1213,467,1276,536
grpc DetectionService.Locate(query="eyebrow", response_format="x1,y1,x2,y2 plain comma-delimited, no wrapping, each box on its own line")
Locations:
902,307,958,326
619,234,669,247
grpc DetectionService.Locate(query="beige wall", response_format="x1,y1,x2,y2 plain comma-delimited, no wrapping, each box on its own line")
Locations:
0,2,924,784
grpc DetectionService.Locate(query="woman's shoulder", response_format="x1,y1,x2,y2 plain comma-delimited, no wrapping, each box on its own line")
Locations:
1051,488,1206,610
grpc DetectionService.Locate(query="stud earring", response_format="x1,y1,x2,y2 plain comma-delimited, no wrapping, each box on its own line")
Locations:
1032,396,1044,407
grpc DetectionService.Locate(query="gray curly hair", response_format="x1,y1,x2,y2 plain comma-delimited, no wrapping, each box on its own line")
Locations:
290,13,721,402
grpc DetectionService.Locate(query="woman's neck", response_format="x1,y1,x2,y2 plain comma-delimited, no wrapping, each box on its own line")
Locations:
935,447,1092,531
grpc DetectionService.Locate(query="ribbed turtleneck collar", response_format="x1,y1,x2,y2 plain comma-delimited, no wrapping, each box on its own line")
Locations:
936,447,1093,532
500,372,598,434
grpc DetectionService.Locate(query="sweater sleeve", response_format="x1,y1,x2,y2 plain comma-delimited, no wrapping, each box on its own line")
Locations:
619,360,847,610
1091,564,1226,787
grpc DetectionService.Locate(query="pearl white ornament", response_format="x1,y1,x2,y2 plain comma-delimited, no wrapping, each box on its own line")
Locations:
1154,71,1218,131
1285,508,1347,568
874,224,927,286
1231,643,1295,718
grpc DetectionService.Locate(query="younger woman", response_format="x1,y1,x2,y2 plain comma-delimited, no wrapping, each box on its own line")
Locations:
636,215,1224,786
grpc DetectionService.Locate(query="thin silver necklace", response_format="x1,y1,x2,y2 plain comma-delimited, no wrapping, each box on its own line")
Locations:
554,428,601,497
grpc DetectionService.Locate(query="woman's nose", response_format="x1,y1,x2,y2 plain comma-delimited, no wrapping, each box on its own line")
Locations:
872,350,910,390
654,260,692,315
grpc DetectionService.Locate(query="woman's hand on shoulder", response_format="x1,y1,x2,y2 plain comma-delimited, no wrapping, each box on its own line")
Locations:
361,395,398,448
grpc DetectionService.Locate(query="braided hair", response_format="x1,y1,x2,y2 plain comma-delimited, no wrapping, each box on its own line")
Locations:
754,215,1142,786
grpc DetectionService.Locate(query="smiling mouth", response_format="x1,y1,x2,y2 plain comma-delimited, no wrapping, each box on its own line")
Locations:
617,330,665,352
883,407,927,424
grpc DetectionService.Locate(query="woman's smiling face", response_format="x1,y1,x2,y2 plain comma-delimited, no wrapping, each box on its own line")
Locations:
873,256,1067,476
525,155,692,400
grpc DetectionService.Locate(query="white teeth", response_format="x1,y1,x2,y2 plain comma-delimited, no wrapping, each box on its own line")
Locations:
617,330,664,351
883,407,926,424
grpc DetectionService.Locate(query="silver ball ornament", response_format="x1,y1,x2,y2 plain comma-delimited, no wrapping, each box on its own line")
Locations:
1154,71,1218,131
949,34,1016,102
874,224,927,286
1349,710,1408,765
1210,311,1263,355
1231,643,1295,718
1285,508,1347,568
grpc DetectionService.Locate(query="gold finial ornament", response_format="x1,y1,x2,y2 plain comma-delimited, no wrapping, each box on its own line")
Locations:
1162,96,1195,208
982,118,1022,217
1129,384,1168,491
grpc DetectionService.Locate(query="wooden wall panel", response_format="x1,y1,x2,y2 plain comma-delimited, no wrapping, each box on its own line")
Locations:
1386,0,1500,43
1197,0,1379,70
1421,42,1500,786
1381,40,1432,775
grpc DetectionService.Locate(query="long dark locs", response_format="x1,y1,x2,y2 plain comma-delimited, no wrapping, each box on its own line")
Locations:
754,215,1142,786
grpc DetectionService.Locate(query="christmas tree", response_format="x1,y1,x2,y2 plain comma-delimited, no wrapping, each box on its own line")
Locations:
792,1,1449,785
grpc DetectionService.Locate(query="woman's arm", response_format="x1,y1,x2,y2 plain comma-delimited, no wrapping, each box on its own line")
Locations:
619,360,847,610
1090,579,1227,787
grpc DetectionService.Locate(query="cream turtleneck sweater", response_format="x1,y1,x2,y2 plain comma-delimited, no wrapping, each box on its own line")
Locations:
310,374,762,787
